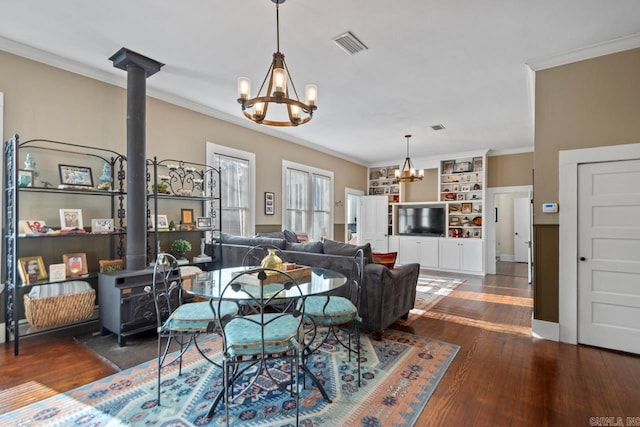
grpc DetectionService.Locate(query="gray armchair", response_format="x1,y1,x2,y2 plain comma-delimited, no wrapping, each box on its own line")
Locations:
359,263,421,340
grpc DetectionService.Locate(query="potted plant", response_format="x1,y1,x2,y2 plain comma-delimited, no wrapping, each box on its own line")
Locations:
170,238,192,260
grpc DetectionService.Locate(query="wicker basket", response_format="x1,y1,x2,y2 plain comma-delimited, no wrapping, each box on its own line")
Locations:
24,289,96,329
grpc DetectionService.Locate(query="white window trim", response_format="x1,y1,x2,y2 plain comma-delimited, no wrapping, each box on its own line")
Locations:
282,160,334,240
206,141,256,236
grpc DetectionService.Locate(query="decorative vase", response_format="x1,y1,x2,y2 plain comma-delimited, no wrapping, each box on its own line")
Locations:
260,248,282,271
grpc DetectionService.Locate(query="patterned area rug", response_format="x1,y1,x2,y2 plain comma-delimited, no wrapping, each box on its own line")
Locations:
394,274,466,326
0,330,458,426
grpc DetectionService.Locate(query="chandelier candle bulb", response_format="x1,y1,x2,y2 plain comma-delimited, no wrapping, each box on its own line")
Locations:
273,67,286,94
237,77,251,100
305,84,317,106
291,105,300,120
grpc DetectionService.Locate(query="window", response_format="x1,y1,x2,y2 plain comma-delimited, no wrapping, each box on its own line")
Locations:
283,161,333,241
206,143,255,236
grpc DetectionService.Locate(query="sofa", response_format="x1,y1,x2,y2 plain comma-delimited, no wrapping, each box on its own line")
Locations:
205,231,420,340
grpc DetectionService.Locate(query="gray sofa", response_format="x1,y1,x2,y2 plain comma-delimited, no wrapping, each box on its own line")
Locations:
205,232,420,340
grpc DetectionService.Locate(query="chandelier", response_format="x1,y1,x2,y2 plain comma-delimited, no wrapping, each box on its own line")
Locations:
395,135,424,183
237,0,317,127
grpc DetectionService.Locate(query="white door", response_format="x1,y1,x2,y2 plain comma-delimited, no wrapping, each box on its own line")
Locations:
513,198,530,263
578,159,640,354
360,195,388,252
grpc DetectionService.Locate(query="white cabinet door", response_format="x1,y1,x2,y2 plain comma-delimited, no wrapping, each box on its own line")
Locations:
438,238,484,273
388,235,400,253
461,239,484,272
418,238,439,268
360,196,389,252
439,239,462,270
398,236,439,268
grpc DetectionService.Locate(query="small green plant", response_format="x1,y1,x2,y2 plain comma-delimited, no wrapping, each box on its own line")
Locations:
170,239,192,258
168,220,176,231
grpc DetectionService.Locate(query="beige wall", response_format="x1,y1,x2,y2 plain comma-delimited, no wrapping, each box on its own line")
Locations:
533,47,640,321
487,152,533,188
402,168,438,202
0,51,367,235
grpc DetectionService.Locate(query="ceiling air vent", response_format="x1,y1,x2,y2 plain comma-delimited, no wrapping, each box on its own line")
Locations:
332,31,368,55
431,124,446,131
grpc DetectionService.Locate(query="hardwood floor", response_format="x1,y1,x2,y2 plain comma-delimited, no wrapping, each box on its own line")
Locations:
2,271,639,425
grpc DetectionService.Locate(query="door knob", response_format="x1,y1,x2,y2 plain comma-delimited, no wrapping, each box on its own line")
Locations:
579,257,587,261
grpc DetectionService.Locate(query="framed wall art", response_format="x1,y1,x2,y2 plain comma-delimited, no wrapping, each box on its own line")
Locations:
18,256,48,284
59,208,83,230
461,203,473,214
265,192,275,215
181,209,194,225
48,263,67,282
63,252,88,276
156,214,169,230
58,164,94,187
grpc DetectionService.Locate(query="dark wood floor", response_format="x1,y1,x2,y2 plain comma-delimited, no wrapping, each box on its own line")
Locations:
2,270,639,425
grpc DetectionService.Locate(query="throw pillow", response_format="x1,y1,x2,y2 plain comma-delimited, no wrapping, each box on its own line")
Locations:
322,238,373,263
372,252,398,269
283,229,299,243
295,231,310,243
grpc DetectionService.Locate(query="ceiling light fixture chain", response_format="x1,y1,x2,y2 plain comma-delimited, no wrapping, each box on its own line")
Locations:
395,134,424,183
237,0,317,127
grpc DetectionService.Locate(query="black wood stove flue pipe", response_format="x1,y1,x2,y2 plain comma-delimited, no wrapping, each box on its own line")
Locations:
110,48,164,271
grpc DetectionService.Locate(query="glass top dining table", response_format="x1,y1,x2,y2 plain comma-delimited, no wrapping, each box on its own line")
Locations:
181,265,348,300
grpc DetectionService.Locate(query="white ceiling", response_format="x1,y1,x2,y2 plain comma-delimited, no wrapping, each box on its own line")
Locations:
1,0,640,166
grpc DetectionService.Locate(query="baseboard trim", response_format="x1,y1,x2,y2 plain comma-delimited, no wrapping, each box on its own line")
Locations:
499,254,515,262
531,318,559,341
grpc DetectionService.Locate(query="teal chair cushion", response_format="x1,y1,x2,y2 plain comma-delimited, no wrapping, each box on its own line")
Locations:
224,313,304,356
164,300,237,332
304,295,360,326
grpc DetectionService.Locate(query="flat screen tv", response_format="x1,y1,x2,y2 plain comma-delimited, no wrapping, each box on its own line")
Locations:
398,205,445,237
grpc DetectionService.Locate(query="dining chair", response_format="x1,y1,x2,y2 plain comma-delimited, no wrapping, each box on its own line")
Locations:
303,248,364,387
150,252,236,406
211,267,305,426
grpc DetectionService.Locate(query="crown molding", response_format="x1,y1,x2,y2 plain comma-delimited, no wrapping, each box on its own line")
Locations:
526,33,640,71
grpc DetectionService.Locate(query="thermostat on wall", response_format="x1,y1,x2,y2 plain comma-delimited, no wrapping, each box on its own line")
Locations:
542,203,558,213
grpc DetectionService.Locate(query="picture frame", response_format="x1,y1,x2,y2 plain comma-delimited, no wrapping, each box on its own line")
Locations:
265,192,275,215
156,214,169,230
461,203,473,214
442,160,454,175
456,193,464,200
473,156,483,172
196,217,212,229
59,208,84,230
58,164,94,187
454,161,472,173
91,218,114,233
99,259,124,273
18,169,34,187
181,208,194,224
62,252,88,276
450,216,460,224
452,184,459,192
49,263,67,282
18,256,48,284
461,185,471,192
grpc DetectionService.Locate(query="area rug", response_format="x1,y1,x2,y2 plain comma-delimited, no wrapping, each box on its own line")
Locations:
395,274,466,326
0,330,459,426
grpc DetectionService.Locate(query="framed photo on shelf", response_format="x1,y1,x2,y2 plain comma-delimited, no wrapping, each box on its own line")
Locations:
181,209,194,225
461,203,473,214
456,193,464,200
473,157,483,172
18,169,34,187
265,192,275,215
18,256,48,284
156,214,169,230
49,263,67,282
452,184,460,192
442,160,454,175
461,185,471,192
91,218,114,233
450,216,460,224
454,161,472,173
196,217,212,229
62,252,88,276
59,208,83,230
58,164,94,187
